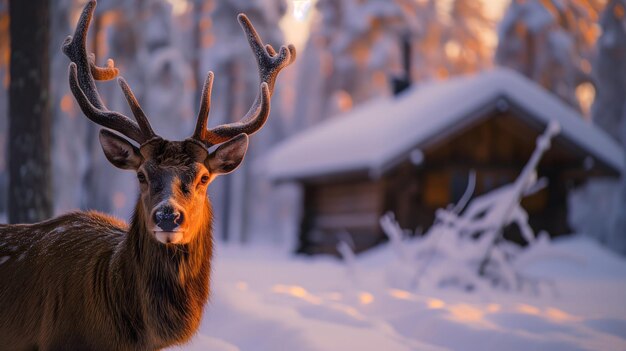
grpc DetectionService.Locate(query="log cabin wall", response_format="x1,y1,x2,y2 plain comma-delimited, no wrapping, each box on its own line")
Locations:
297,179,386,255
383,163,425,234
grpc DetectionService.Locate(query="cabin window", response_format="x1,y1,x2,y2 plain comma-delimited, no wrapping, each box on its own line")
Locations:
521,188,548,212
423,171,450,208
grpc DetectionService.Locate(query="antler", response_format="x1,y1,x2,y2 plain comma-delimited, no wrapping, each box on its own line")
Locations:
63,0,155,144
192,14,297,147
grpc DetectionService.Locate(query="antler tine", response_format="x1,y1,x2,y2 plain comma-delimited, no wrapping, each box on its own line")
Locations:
200,83,271,145
63,0,155,144
89,54,119,81
237,14,296,91
192,71,215,141
192,13,296,147
118,77,156,139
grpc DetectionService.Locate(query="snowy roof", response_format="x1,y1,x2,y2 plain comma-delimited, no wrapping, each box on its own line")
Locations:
265,68,624,181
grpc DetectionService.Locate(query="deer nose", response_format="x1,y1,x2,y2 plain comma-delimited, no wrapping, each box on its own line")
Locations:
154,207,183,231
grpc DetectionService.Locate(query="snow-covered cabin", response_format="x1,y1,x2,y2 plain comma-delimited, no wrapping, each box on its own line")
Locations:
265,69,623,255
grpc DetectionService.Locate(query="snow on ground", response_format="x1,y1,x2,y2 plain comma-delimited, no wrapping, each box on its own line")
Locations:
172,236,626,351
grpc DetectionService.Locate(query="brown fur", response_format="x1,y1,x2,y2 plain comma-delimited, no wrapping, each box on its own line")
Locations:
0,141,214,351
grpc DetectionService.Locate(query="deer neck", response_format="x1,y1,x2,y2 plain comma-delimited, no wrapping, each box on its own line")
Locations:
111,199,213,345
125,201,213,276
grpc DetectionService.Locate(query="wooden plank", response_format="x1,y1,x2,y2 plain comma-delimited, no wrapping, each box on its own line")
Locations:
310,180,383,214
312,213,380,229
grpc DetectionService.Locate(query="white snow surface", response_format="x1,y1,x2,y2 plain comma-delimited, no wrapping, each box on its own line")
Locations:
172,236,626,351
264,68,623,181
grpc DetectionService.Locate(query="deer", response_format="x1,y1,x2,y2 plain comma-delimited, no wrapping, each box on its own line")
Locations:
0,1,295,350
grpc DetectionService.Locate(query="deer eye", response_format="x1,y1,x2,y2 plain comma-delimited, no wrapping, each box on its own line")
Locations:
137,172,147,184
200,175,210,185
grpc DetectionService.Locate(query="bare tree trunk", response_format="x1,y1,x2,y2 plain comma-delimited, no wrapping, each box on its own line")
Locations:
0,0,9,219
8,0,52,223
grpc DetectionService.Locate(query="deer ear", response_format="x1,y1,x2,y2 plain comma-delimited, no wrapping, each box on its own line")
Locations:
99,129,142,170
205,133,249,175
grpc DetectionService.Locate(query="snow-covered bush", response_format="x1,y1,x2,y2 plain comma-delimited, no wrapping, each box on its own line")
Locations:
567,178,620,246
380,122,581,294
380,212,581,295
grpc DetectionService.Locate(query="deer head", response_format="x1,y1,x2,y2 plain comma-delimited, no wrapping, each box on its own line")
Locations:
62,0,295,245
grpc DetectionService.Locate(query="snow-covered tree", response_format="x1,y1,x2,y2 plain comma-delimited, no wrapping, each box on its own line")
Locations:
442,0,494,76
409,0,495,81
293,0,419,130
293,0,494,131
592,0,626,255
291,0,341,130
496,0,604,112
136,1,194,138
592,0,626,142
568,1,626,256
326,0,415,104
